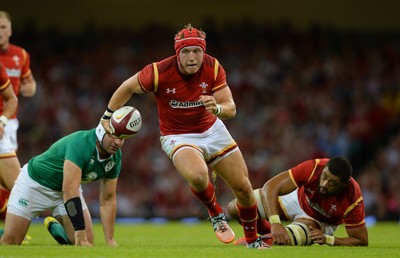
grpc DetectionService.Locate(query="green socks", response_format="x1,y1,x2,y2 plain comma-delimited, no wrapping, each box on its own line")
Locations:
46,219,72,245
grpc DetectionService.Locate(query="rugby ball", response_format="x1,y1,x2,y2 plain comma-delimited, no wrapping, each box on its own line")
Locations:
110,106,142,138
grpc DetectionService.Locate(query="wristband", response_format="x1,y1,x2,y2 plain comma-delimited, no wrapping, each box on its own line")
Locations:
213,104,222,116
102,107,115,120
269,215,281,224
324,235,335,246
0,115,8,126
65,197,86,231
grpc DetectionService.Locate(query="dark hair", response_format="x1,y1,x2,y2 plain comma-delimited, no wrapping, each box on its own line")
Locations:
326,156,352,182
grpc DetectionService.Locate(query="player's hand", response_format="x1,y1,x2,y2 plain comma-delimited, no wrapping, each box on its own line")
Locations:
106,238,118,247
309,225,324,245
100,118,114,134
19,83,31,96
74,230,93,247
198,95,218,114
271,223,290,245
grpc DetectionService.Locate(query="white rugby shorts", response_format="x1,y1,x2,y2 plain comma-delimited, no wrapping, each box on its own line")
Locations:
254,188,337,235
160,119,238,166
4,118,19,151
0,119,19,154
7,164,88,220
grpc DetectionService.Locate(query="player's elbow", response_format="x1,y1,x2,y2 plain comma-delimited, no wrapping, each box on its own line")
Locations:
360,238,368,246
100,191,116,204
353,234,368,246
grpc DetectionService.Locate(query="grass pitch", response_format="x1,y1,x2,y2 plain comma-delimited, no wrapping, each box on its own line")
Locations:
0,220,399,258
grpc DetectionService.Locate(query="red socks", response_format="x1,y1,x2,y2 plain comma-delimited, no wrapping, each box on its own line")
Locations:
237,203,258,243
191,181,223,217
257,216,272,235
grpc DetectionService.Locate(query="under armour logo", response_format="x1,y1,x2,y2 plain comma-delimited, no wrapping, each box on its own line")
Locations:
166,88,176,94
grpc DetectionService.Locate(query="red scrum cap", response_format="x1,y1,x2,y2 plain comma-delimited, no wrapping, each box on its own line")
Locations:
174,24,206,56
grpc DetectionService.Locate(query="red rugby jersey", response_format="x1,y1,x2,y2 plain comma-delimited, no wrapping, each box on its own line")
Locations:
0,63,11,91
289,158,366,228
0,44,32,118
138,54,227,135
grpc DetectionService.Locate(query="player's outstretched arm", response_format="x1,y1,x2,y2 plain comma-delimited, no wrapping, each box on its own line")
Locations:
336,225,368,246
310,225,368,246
63,160,92,246
101,73,144,134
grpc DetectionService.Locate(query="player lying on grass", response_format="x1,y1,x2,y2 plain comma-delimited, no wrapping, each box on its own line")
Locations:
228,157,369,246
0,123,131,246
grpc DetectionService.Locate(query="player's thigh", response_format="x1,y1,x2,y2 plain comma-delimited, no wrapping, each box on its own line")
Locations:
1,213,30,244
213,150,250,188
173,147,209,185
0,157,21,190
213,150,254,204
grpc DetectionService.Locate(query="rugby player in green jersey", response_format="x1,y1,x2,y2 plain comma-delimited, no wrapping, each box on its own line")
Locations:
0,123,127,246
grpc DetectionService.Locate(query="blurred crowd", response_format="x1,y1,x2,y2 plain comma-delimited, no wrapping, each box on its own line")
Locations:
12,19,400,221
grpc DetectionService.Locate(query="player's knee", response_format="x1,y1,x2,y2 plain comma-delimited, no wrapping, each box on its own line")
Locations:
231,182,254,205
285,222,312,246
187,171,210,190
0,233,24,245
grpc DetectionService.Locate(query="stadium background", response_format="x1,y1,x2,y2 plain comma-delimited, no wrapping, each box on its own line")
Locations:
2,0,400,221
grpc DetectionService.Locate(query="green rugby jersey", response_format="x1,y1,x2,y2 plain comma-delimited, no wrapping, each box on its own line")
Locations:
27,129,122,191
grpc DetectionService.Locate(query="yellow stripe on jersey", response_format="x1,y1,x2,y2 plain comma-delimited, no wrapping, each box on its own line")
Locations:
152,62,159,92
212,83,226,92
288,169,298,188
21,49,31,78
0,152,17,158
345,219,366,227
344,196,363,217
306,159,320,184
289,159,320,187
0,199,7,213
214,59,219,81
0,80,10,91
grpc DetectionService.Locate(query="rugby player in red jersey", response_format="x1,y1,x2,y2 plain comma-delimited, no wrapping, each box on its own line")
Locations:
0,63,18,219
228,157,369,246
100,24,269,249
0,10,36,221
0,10,36,151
